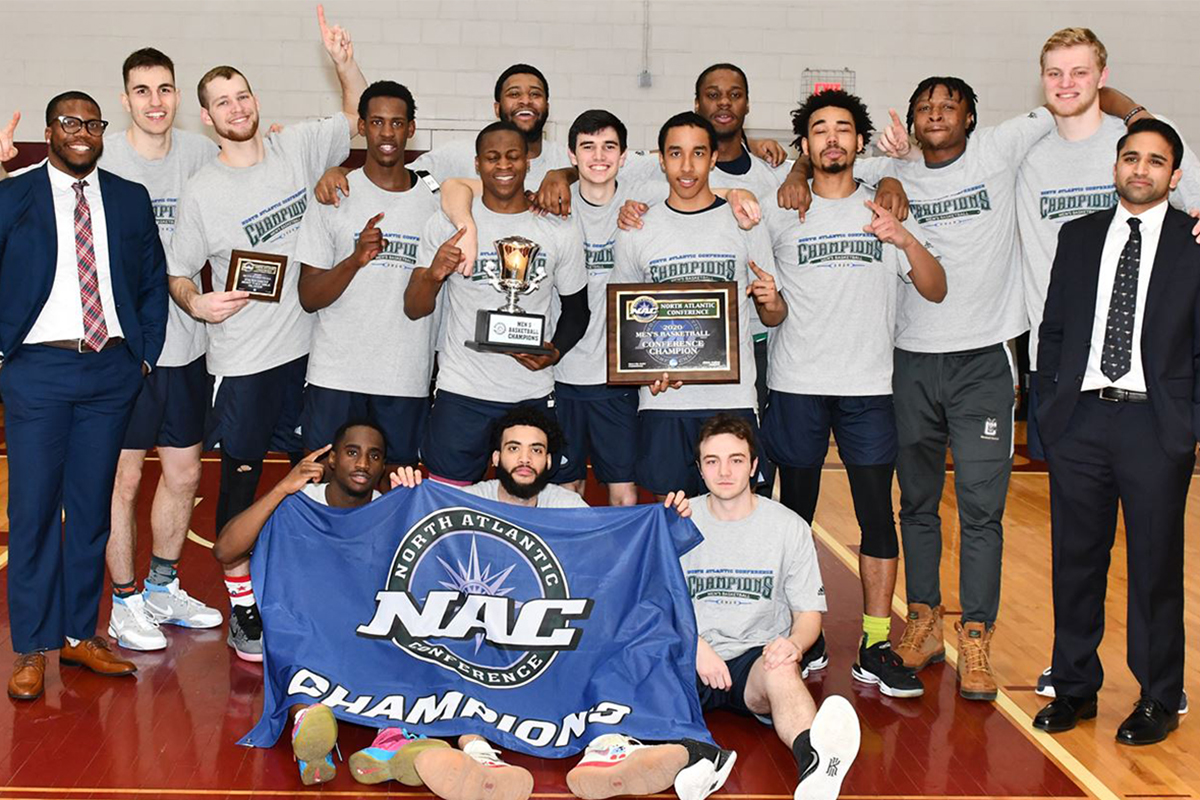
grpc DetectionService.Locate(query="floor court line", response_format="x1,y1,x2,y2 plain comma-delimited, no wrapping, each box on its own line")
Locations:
810,520,1118,800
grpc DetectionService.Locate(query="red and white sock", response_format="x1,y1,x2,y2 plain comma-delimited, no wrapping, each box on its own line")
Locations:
225,575,256,608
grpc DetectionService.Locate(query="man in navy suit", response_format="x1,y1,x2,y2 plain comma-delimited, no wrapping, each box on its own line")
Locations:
1033,119,1199,744
0,91,168,701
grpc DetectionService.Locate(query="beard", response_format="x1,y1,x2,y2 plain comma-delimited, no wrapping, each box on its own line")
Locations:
496,462,552,501
215,115,259,143
51,139,102,177
505,109,548,143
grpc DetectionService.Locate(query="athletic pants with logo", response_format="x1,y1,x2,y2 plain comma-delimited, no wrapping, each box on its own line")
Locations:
893,344,1014,625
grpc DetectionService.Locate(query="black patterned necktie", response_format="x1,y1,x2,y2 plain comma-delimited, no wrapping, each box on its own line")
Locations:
1100,217,1141,381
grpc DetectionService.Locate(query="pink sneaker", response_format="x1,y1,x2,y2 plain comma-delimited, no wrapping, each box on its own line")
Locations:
348,727,450,785
291,704,337,786
566,734,688,799
416,736,534,800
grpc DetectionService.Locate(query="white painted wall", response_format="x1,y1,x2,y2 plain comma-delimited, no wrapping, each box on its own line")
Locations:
2,0,1198,151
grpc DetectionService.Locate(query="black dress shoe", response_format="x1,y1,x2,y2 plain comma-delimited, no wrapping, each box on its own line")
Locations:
1116,697,1179,745
1033,694,1098,733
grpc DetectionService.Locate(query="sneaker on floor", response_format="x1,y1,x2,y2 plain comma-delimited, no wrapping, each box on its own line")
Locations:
227,603,263,663
566,734,689,799
292,704,338,786
349,727,450,785
415,736,534,800
895,603,946,671
800,632,829,679
956,621,997,701
1037,667,1188,714
108,593,167,651
144,579,223,629
795,695,860,800
1035,666,1055,698
674,738,737,800
850,637,924,698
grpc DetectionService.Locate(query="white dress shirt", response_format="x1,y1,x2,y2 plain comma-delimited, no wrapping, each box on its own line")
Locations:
1081,199,1168,393
25,163,125,345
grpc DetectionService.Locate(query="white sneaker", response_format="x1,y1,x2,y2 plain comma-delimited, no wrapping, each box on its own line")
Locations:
566,734,688,799
674,739,737,800
108,593,167,651
796,695,860,800
143,579,223,629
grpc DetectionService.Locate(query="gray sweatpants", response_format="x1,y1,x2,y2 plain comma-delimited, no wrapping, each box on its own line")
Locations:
893,345,1014,624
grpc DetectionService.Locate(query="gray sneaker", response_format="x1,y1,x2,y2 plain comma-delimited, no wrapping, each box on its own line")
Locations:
227,604,263,662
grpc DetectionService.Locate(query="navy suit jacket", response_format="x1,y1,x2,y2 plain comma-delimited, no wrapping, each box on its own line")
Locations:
1036,204,1200,460
0,164,168,365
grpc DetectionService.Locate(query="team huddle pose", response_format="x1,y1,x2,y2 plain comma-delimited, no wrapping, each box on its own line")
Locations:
1,8,1198,800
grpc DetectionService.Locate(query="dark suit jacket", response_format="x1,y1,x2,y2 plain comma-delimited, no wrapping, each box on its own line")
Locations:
1036,204,1200,460
0,164,168,365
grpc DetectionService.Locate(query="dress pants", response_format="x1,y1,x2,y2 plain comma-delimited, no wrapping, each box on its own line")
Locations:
1,344,142,653
1045,392,1190,710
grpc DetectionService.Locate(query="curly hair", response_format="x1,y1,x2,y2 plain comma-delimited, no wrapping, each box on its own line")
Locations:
790,89,874,152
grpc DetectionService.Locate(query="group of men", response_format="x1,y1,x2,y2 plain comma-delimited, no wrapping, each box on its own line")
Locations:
0,9,1197,799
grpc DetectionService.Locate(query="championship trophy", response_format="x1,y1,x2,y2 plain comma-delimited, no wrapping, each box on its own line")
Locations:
465,236,554,355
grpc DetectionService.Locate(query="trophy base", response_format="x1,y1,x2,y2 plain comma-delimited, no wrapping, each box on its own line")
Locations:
465,340,556,356
468,308,549,356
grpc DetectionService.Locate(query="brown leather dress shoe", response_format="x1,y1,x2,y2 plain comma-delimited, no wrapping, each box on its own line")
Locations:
60,637,137,676
8,653,47,700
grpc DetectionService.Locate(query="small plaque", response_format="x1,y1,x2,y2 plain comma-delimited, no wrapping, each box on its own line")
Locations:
465,308,554,355
226,249,287,302
607,282,739,384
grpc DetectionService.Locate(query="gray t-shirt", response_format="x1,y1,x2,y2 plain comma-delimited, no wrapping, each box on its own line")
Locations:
409,138,572,189
460,479,589,508
611,199,765,412
1017,114,1200,364
681,494,827,661
295,168,441,396
553,180,657,386
856,107,1055,352
101,129,218,368
300,482,381,504
169,116,351,376
419,199,587,403
764,185,924,395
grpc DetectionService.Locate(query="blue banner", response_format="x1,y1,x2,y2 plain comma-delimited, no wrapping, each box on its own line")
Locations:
240,481,713,757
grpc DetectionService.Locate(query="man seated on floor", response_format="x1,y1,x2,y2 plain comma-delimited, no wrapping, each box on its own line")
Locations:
391,406,736,800
212,419,532,798
682,413,861,800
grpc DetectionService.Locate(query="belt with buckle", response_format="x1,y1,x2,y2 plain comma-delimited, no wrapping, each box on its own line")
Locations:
1095,386,1148,403
37,337,125,353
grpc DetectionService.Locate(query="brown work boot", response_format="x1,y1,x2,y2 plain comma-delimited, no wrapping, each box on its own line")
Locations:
956,621,998,701
8,653,47,700
60,636,137,676
895,603,945,671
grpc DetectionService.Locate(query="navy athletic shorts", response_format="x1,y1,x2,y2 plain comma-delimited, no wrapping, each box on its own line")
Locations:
696,645,766,718
421,389,557,483
204,356,307,460
762,391,897,468
636,408,764,496
302,384,430,466
554,382,639,484
122,355,210,450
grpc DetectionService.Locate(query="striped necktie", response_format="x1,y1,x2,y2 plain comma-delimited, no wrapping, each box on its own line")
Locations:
72,179,109,352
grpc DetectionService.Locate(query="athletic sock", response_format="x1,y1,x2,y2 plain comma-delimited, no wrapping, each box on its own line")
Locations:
112,580,137,599
791,729,816,779
225,575,256,608
863,614,892,648
147,554,180,587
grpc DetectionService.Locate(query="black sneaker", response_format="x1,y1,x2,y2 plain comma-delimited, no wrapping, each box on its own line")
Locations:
228,603,263,662
850,637,924,698
800,632,829,679
674,739,737,800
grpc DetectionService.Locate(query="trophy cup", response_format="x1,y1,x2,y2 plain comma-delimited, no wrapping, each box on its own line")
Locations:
465,236,554,355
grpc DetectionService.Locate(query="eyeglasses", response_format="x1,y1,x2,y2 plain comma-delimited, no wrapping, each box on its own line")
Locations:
55,115,109,136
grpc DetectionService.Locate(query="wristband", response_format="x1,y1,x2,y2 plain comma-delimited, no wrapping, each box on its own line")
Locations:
1123,106,1145,126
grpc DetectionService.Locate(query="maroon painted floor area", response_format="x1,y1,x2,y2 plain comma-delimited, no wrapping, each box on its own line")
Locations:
0,457,1085,798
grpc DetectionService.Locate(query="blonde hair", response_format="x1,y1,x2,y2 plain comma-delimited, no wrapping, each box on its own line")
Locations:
197,65,252,108
1040,27,1108,70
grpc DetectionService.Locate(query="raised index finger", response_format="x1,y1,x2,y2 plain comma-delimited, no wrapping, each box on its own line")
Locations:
304,443,333,462
316,3,329,34
447,226,468,245
2,110,18,136
748,260,767,278
365,211,385,229
889,108,904,130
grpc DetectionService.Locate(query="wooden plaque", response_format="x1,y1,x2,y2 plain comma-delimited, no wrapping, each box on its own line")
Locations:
226,250,287,302
606,282,740,385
